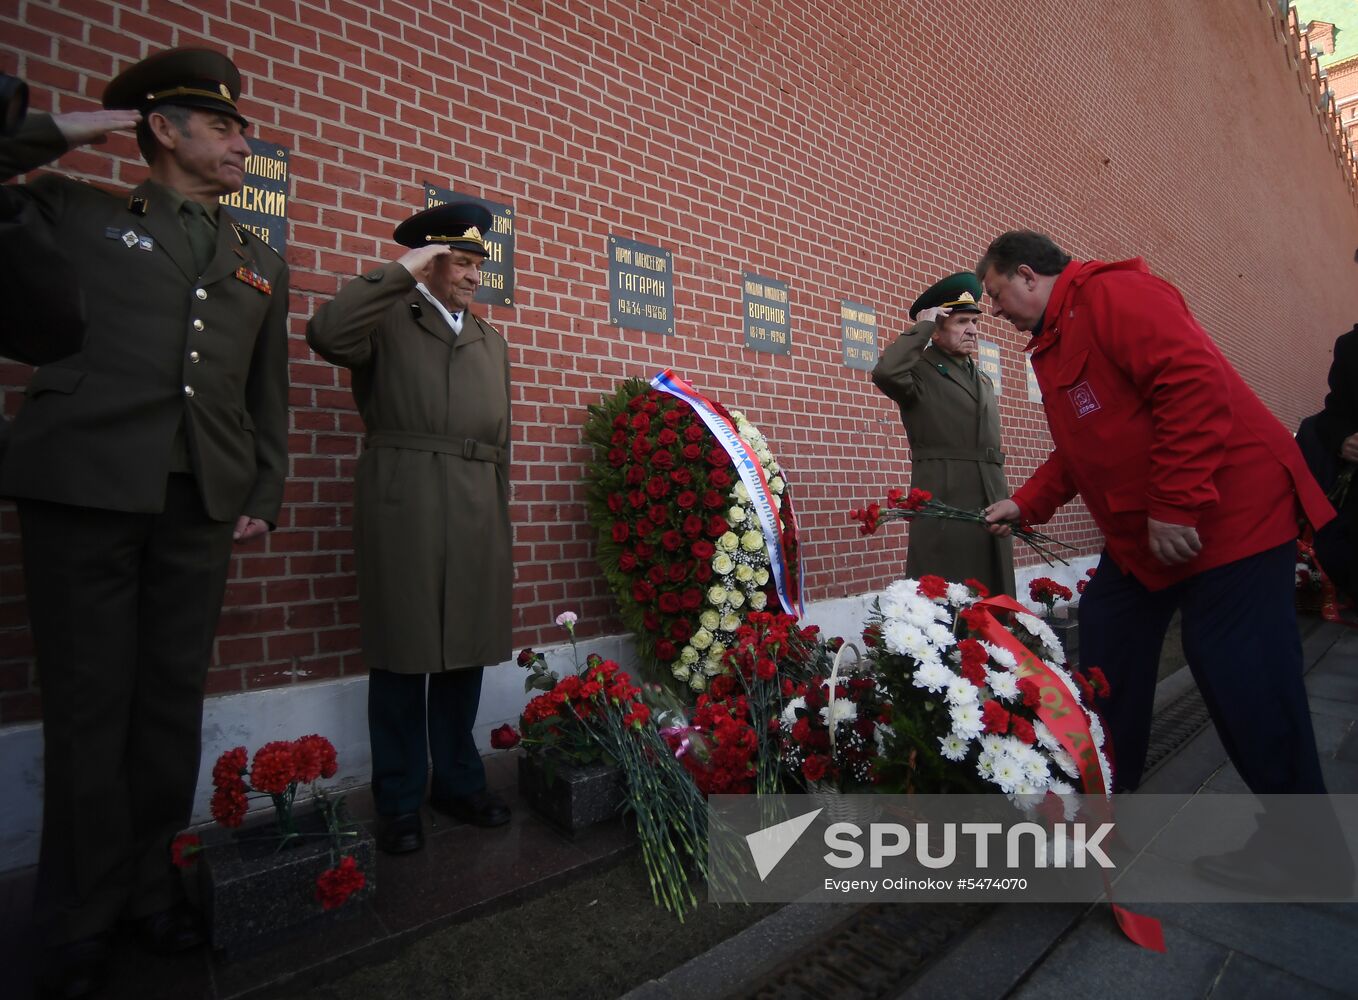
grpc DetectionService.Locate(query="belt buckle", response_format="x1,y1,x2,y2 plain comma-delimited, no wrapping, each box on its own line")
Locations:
462,439,476,460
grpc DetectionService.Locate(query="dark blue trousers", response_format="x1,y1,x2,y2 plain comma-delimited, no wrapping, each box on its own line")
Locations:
368,666,488,816
1079,540,1325,793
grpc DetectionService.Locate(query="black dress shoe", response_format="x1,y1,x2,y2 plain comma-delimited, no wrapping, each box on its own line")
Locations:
377,811,424,854
38,934,110,1000
132,899,205,955
430,790,511,828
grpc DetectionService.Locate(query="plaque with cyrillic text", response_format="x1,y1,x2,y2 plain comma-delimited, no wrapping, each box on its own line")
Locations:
608,235,674,334
220,138,288,252
978,339,1003,395
423,184,515,305
841,301,878,370
741,273,791,354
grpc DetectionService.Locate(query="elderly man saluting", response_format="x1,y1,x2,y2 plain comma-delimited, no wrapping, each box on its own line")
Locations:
872,272,1014,596
308,202,513,857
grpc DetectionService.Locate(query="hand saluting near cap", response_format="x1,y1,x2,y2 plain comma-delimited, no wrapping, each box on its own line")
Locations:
398,244,452,285
51,109,141,147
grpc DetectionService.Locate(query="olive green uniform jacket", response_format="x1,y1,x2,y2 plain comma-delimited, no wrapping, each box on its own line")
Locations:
0,114,289,524
872,320,1015,596
307,262,512,673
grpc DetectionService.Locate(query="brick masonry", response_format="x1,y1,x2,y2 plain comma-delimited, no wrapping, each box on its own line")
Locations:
0,0,1356,724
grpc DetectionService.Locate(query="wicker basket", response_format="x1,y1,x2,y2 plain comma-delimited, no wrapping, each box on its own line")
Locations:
808,641,880,826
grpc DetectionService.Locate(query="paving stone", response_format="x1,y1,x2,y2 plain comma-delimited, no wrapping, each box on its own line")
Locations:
1209,951,1347,1000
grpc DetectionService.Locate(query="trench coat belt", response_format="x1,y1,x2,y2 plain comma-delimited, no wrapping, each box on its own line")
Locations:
365,430,507,464
910,446,1005,465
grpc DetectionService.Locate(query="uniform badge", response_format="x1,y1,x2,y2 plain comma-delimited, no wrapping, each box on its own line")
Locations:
137,235,154,252
234,266,272,295
121,229,139,248
1067,380,1101,418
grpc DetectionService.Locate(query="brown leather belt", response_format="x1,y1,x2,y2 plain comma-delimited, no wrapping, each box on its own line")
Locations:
365,430,506,464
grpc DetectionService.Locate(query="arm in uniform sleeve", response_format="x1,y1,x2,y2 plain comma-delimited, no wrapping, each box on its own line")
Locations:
0,113,84,363
871,320,935,408
240,265,290,526
306,260,416,370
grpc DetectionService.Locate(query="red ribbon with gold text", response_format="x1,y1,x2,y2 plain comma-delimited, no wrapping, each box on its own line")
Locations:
973,595,1166,953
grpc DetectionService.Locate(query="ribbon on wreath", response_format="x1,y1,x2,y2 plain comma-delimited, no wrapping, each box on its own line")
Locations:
972,594,1166,953
649,370,803,617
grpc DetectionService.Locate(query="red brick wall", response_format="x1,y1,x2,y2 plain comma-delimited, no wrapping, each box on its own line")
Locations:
1,0,1356,722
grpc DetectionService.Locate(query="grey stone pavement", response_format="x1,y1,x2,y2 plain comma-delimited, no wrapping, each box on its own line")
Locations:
631,617,1358,1000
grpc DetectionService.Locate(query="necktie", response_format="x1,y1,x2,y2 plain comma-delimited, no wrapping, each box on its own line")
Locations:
179,201,215,275
450,311,463,335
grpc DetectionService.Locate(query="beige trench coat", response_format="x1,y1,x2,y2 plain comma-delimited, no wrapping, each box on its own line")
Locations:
307,262,512,672
872,320,1015,596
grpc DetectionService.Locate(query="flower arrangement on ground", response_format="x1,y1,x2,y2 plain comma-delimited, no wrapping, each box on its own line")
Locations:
865,576,1111,809
779,651,891,793
1027,576,1073,617
183,734,367,910
583,373,801,694
850,486,1073,565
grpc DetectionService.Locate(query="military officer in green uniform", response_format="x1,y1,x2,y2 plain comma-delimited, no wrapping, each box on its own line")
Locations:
872,272,1015,596
307,202,513,856
0,49,289,998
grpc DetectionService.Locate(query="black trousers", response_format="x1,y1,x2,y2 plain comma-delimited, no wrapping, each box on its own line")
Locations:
20,476,235,945
367,666,487,816
1080,540,1326,793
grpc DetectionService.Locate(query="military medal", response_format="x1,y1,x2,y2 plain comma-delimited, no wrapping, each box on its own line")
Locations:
234,266,272,295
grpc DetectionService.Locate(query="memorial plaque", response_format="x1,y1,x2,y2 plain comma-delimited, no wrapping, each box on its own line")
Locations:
742,273,791,354
423,184,515,305
978,339,1002,395
608,235,673,334
1025,353,1043,402
220,138,288,252
841,300,878,370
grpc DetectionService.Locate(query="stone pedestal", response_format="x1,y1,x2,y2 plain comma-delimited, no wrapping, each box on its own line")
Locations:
1051,607,1080,664
199,807,376,958
517,752,624,834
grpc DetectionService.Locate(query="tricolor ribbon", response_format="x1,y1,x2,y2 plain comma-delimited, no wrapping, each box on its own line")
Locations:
649,370,803,618
973,595,1166,953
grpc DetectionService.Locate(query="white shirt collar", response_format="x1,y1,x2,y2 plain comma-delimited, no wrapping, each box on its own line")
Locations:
415,283,462,335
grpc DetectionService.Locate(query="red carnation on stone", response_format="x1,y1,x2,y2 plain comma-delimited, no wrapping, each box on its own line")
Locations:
315,855,366,911
249,741,298,795
490,724,521,750
170,833,202,869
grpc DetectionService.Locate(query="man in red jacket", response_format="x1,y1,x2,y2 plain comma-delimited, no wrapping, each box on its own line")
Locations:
978,230,1332,797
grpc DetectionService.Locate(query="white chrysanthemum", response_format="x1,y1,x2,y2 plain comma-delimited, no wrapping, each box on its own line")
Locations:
1052,749,1080,780
976,753,995,781
680,645,699,665
821,699,858,728
727,506,747,524
991,754,1021,794
733,481,750,502
1048,779,1080,820
950,702,984,740
939,733,969,761
699,609,720,631
1033,720,1061,753
978,733,1007,756
884,580,920,605
755,568,769,586
1087,714,1106,747
691,627,713,650
735,563,754,583
1015,746,1050,783
781,696,807,725
979,641,1018,670
740,529,763,552
718,531,740,552
925,622,957,649
712,552,735,575
987,671,1021,701
946,677,978,706
1017,613,1065,663
729,409,746,422
912,659,952,692
946,582,974,607
749,591,768,610
882,620,924,656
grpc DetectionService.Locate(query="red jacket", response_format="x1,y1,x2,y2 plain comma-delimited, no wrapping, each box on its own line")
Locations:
1013,258,1332,590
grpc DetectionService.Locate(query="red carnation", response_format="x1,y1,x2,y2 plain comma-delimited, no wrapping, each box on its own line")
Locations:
1086,666,1111,698
917,575,948,600
212,746,248,788
980,700,1011,735
315,855,366,911
1010,718,1037,745
170,833,201,869
963,577,991,598
210,780,248,827
802,754,830,784
250,741,299,795
1017,677,1042,707
294,734,338,781
490,724,521,750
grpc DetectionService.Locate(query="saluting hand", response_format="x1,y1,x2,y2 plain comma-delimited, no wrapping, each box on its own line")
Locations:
915,306,951,324
51,109,141,147
1147,517,1201,565
397,244,451,285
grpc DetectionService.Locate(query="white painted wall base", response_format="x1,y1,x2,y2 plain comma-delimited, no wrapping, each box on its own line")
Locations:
0,557,1096,874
